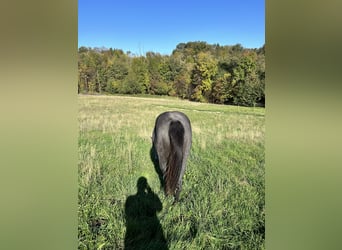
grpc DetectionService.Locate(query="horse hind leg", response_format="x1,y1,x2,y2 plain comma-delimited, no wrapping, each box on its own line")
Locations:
174,187,181,202
157,150,167,174
155,149,168,189
173,176,184,202
174,151,190,202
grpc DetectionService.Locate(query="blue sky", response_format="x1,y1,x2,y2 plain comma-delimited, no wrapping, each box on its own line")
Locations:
78,0,264,55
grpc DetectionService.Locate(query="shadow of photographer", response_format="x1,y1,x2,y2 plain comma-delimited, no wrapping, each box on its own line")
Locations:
124,177,168,250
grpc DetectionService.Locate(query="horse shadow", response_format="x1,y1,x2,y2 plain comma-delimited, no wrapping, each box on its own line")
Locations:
124,177,168,250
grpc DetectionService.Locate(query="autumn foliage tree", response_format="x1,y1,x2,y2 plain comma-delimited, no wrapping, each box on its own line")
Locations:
190,52,218,102
78,42,265,107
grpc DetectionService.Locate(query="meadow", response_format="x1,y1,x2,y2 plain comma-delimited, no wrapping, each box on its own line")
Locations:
78,95,265,249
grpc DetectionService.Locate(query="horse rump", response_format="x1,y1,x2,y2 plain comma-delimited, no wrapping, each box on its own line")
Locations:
152,111,192,201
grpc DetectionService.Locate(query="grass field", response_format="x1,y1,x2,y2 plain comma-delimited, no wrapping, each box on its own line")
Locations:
78,95,265,249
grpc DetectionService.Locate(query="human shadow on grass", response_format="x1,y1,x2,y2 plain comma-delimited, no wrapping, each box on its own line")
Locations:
124,177,168,250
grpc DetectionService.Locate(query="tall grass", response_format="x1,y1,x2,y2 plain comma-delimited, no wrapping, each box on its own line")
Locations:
78,95,265,249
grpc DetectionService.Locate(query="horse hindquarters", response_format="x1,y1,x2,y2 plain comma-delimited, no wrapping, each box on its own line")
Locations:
153,111,192,201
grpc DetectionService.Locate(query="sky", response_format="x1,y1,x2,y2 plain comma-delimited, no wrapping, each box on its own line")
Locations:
78,0,264,55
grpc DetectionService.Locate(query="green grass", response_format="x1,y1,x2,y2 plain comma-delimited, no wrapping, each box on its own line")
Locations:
78,94,265,249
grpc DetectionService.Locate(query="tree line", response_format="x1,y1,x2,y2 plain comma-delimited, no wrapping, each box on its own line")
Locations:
78,41,265,107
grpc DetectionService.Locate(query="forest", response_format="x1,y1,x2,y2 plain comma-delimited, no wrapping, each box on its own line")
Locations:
78,41,265,107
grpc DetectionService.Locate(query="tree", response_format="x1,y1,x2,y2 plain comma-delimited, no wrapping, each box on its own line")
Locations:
172,69,191,98
146,52,170,95
225,52,263,106
116,56,148,94
106,60,129,92
211,73,230,104
77,43,265,107
190,52,218,102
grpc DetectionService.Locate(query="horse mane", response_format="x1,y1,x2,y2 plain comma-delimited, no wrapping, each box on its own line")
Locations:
165,120,184,196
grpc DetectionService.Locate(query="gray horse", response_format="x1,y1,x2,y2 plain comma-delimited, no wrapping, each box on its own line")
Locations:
152,111,192,201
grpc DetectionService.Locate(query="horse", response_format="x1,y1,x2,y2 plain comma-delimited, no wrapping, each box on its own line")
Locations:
152,111,192,201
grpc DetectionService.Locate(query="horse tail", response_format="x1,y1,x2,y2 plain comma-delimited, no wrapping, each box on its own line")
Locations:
165,120,184,196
